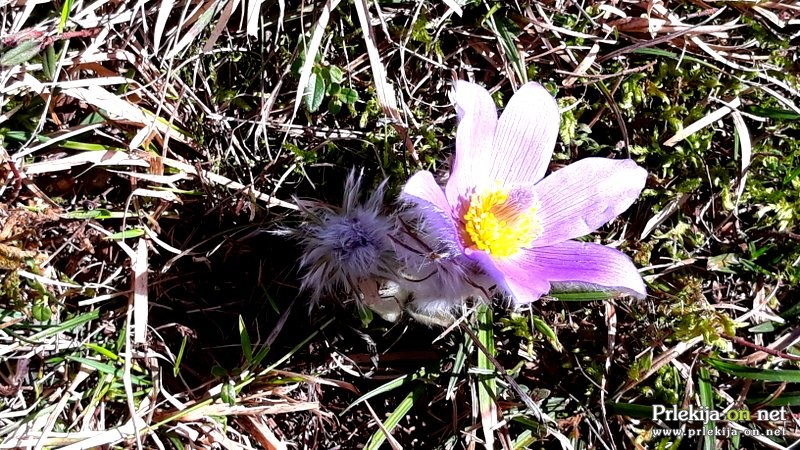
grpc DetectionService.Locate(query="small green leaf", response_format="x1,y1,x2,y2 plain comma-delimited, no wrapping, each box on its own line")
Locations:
59,140,124,152
211,366,227,378
483,12,526,84
707,253,740,273
628,351,652,381
512,430,537,449
746,392,800,407
29,310,99,341
327,65,344,84
446,333,469,400
67,356,150,385
532,316,562,352
32,300,51,322
337,87,359,105
633,47,719,71
0,40,41,67
262,290,280,314
328,82,340,96
327,98,342,114
304,71,326,113
476,304,498,447
167,435,186,450
221,382,237,406
748,322,777,333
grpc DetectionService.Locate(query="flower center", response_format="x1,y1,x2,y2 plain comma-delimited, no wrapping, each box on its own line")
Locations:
462,186,542,257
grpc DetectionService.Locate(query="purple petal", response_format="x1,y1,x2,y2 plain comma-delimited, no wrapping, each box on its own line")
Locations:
502,276,552,304
511,241,647,300
533,158,647,247
445,81,498,205
402,170,451,213
467,250,551,304
401,170,460,245
489,82,560,186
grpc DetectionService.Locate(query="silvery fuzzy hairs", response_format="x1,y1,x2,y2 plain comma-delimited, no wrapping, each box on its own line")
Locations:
390,215,491,316
294,170,489,323
296,171,398,302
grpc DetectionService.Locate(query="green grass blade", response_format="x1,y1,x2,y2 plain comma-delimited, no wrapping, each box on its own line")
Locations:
476,304,498,448
698,367,715,450
632,47,720,71
483,11,527,85
706,358,800,382
250,343,271,369
239,315,253,364
174,335,187,377
105,228,146,240
744,106,800,120
42,44,57,79
746,392,800,407
67,356,150,386
64,209,118,220
605,402,655,419
548,290,620,301
341,371,417,416
30,310,100,341
512,430,537,449
446,331,469,400
364,384,424,450
83,343,120,361
264,317,334,372
58,0,74,32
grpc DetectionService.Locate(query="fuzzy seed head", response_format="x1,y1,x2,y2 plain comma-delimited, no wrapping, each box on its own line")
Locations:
298,172,397,301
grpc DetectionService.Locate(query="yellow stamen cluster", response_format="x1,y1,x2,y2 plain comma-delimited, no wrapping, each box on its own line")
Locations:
462,186,542,258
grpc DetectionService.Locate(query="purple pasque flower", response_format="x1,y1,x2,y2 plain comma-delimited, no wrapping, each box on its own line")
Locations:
401,81,648,304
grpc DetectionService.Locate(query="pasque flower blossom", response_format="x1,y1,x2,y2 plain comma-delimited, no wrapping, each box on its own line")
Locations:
293,169,474,320
401,81,648,304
